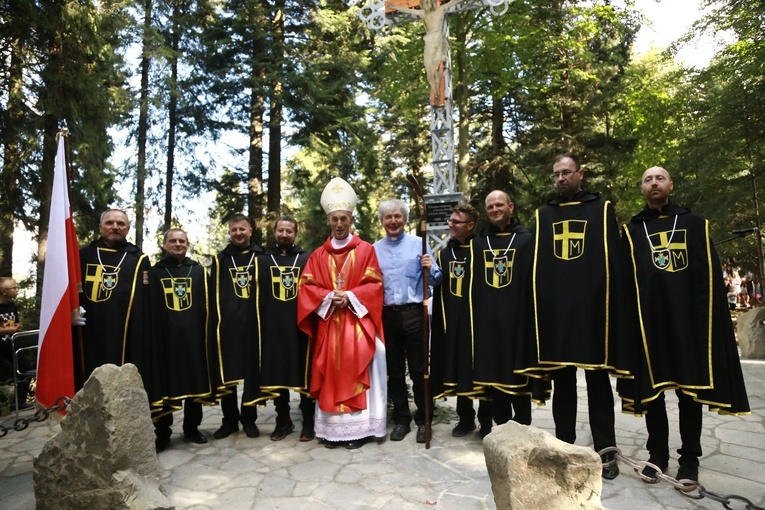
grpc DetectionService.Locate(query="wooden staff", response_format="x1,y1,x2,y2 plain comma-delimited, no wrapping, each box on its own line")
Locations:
406,173,432,448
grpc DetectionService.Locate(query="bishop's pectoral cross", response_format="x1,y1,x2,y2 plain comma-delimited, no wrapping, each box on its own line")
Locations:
335,274,345,291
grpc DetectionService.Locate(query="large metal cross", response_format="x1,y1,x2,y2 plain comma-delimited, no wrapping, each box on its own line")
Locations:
359,0,514,249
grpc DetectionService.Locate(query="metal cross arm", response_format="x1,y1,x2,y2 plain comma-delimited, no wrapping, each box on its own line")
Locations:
358,0,514,32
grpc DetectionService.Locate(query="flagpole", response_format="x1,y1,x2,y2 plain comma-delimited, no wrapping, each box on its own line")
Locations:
37,128,81,409
60,130,86,388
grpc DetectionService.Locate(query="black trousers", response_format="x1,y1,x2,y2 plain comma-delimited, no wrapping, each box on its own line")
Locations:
456,396,493,427
645,390,703,466
383,306,432,426
552,366,616,453
273,388,316,425
492,389,532,426
220,386,257,427
154,399,203,440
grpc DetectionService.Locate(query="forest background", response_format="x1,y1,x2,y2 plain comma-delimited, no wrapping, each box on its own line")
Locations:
1,0,764,326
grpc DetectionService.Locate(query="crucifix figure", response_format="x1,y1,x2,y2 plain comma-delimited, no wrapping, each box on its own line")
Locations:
387,0,464,105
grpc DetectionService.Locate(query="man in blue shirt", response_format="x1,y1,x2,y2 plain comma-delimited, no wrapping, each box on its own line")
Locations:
374,199,442,443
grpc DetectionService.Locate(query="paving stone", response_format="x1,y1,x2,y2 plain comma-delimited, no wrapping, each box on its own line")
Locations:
2,363,765,509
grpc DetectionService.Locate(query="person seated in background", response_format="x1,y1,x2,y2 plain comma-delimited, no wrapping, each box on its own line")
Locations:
0,277,31,411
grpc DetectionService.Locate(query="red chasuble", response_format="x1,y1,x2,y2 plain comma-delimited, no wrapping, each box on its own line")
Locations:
297,235,384,414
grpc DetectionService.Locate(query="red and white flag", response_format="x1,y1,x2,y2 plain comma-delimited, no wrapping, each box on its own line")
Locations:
37,133,81,409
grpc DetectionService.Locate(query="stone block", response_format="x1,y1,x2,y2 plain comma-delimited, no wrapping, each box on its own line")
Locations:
33,363,172,509
736,307,765,358
483,421,605,510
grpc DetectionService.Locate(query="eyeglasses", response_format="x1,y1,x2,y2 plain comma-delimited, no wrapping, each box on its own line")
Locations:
447,219,470,225
551,169,579,180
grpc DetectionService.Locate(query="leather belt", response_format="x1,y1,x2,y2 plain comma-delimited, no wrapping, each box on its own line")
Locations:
384,302,422,312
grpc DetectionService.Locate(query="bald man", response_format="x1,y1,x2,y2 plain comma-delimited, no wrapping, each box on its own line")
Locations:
532,153,630,480
617,166,750,485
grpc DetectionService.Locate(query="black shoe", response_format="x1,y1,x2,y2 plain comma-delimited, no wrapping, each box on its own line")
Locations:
390,424,411,441
270,421,295,441
416,425,427,444
640,456,668,484
345,437,367,449
324,440,341,449
452,422,476,437
184,430,208,445
601,453,619,480
479,424,492,438
676,463,699,489
243,423,260,438
155,436,171,453
299,423,315,442
213,423,239,440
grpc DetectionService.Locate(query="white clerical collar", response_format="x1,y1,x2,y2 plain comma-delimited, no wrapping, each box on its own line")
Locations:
331,234,353,249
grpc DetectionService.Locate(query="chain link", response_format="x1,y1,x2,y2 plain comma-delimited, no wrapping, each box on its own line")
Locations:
599,447,765,510
0,396,70,438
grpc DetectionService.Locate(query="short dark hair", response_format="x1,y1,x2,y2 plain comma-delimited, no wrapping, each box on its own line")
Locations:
162,228,188,244
275,215,298,233
553,152,581,170
452,203,478,223
227,213,252,227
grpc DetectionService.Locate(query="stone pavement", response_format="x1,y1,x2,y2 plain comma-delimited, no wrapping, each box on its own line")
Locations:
2,360,764,510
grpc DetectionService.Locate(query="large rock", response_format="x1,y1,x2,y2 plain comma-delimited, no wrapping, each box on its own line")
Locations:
737,307,765,358
483,422,605,510
34,363,172,510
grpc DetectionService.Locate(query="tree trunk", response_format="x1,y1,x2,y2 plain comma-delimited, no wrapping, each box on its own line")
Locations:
135,0,153,250
164,0,180,233
267,0,285,226
0,38,25,275
36,116,59,296
248,64,265,245
491,92,506,155
454,13,470,197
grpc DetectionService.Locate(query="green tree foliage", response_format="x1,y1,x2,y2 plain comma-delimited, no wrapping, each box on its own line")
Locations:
286,0,395,249
1,0,130,281
5,0,765,289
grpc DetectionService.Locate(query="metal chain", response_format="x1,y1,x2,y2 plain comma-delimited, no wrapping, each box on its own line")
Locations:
599,446,765,510
0,397,70,438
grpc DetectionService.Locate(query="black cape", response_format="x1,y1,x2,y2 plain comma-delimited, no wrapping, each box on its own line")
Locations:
208,241,263,404
616,203,750,416
471,223,549,401
257,245,312,400
431,235,478,399
532,190,631,376
149,256,214,418
79,239,153,397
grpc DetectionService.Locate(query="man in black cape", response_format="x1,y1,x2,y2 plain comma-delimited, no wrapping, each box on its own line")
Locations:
79,209,154,401
617,166,750,484
151,229,214,452
258,216,316,441
471,191,546,432
209,213,264,439
431,203,492,438
532,153,631,480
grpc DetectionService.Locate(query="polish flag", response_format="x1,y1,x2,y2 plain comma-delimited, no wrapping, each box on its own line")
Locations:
36,133,81,409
